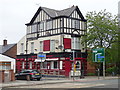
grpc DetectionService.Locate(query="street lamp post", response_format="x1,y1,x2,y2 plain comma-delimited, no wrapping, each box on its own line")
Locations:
57,45,63,80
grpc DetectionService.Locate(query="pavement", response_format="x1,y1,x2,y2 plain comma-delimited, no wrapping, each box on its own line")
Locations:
0,76,119,88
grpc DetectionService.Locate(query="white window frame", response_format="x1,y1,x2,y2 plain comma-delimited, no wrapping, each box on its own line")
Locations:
60,61,62,69
47,21,52,30
72,20,80,29
30,61,32,69
41,62,47,69
40,41,43,52
51,61,58,69
21,43,24,53
22,61,25,69
76,61,81,70
31,24,37,33
72,37,80,50
50,40,55,52
31,42,34,53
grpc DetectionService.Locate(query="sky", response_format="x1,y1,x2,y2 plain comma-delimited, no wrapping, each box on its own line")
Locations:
0,0,119,45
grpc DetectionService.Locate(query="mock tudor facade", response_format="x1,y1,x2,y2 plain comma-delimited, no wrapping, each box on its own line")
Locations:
16,6,87,77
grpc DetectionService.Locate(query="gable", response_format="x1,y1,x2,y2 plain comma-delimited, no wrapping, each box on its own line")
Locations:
26,6,86,25
33,10,51,23
28,7,51,25
0,44,16,54
70,7,85,20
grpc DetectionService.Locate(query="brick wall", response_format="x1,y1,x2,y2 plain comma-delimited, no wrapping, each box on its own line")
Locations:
87,61,96,74
4,44,17,59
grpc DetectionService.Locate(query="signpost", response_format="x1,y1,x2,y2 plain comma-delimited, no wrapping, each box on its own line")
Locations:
38,52,46,77
92,48,105,79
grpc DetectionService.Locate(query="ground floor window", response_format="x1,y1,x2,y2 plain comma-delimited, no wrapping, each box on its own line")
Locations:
22,62,24,69
30,61,32,69
40,62,47,69
51,61,58,69
71,61,81,70
76,61,81,70
0,62,11,70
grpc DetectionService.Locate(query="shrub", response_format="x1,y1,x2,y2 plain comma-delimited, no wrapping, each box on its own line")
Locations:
106,66,118,75
87,73,96,76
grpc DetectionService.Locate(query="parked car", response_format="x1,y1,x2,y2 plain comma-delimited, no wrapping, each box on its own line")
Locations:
15,69,42,81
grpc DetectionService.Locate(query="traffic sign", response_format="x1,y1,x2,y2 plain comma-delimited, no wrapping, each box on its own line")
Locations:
92,48,105,62
37,53,46,60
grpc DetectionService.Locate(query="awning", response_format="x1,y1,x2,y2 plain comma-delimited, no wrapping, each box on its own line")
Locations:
34,59,45,62
46,58,59,61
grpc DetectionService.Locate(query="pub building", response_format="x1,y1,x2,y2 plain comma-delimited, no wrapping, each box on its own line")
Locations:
16,6,87,77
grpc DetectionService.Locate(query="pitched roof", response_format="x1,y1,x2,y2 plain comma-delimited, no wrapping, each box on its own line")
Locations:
42,6,76,17
26,6,85,25
0,44,16,54
0,54,15,61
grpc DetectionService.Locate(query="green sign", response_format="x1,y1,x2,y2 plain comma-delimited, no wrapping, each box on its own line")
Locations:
92,48,105,62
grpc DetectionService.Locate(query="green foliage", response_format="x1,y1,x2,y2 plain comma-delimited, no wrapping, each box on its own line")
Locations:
86,9,118,48
85,9,118,65
106,66,118,75
87,73,96,76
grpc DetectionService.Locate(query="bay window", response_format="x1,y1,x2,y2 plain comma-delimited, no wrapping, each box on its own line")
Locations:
72,37,80,50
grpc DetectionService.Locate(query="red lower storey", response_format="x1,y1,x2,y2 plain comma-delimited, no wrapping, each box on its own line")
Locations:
16,54,87,77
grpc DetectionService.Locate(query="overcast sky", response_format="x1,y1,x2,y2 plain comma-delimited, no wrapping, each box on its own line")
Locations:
0,0,119,45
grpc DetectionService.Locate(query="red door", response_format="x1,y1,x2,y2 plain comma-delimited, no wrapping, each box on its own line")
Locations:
65,60,71,77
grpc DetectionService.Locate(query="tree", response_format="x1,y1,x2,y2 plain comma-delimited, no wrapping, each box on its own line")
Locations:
85,9,118,49
85,10,118,72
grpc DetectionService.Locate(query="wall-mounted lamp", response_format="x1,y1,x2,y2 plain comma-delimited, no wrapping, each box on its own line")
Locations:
35,49,37,51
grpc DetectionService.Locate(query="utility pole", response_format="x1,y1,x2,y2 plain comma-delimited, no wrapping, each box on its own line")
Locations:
25,38,28,69
73,37,76,80
103,48,105,79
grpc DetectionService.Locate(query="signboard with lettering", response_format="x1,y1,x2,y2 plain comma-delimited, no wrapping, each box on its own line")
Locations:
92,48,105,62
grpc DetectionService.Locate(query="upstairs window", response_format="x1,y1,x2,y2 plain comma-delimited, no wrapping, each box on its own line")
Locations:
39,22,44,31
31,24,37,33
50,40,55,52
43,40,50,51
72,20,80,29
46,21,52,30
21,43,24,53
72,37,80,50
31,42,34,53
27,26,31,34
40,41,43,52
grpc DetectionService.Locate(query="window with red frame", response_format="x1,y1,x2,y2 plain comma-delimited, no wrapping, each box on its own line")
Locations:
43,40,50,51
63,38,71,49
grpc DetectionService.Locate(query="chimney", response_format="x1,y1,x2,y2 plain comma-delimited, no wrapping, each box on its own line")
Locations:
3,39,7,46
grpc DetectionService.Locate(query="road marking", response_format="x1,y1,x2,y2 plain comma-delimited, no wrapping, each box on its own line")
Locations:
80,84,105,88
